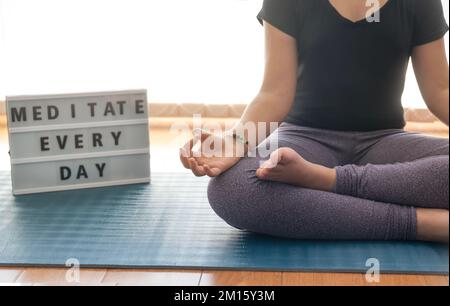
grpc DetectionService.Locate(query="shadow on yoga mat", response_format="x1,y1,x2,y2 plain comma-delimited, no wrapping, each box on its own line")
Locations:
0,171,448,274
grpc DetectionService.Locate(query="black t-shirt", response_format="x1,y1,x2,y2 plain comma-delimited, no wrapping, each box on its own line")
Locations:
258,0,449,131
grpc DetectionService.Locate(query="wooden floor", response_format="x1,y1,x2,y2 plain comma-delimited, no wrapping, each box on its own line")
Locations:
0,268,449,286
0,118,448,286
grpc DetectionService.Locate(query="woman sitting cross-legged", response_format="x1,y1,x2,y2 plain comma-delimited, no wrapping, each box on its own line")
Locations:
180,0,449,243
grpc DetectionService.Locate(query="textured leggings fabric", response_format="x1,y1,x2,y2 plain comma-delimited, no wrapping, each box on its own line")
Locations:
208,123,449,241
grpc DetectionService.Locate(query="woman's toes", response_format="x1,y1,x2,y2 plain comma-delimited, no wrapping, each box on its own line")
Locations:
256,167,280,180
256,168,270,179
260,159,277,169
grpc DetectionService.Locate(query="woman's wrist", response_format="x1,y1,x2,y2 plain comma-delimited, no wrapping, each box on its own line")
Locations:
223,130,249,157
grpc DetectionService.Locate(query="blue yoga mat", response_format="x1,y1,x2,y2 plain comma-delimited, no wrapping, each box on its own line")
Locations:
0,171,448,274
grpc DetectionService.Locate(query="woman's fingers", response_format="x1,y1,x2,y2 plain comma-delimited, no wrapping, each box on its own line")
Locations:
204,165,222,177
180,129,215,169
195,128,226,155
189,158,206,177
181,129,228,175
194,128,214,142
182,137,196,153
180,148,190,169
180,138,196,169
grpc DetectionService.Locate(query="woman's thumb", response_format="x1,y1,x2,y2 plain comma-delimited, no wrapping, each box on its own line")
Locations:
193,128,213,141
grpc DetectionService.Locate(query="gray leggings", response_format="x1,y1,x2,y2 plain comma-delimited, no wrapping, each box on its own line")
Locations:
208,123,449,241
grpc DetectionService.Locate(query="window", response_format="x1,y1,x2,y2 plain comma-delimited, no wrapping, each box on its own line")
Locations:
0,0,448,108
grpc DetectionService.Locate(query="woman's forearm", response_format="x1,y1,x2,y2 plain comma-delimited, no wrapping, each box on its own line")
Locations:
411,38,449,127
427,88,449,126
231,90,293,148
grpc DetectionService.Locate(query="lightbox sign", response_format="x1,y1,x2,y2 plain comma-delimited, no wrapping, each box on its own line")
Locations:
6,90,150,195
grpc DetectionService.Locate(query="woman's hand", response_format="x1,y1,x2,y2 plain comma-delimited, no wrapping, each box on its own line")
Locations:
180,21,298,178
180,129,243,177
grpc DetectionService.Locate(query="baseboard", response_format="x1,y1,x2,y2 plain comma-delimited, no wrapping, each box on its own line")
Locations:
0,100,440,123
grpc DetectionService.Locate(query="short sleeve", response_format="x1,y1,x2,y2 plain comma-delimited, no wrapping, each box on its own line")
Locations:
257,0,298,39
412,0,449,46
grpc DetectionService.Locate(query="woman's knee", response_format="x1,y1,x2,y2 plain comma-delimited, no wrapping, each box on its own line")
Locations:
437,155,449,204
422,155,449,209
430,155,449,183
207,158,264,230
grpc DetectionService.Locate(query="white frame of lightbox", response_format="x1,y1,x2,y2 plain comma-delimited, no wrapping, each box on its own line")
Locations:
6,89,151,195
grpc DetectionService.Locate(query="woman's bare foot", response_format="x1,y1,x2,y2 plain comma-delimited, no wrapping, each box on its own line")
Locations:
417,208,449,243
256,148,337,192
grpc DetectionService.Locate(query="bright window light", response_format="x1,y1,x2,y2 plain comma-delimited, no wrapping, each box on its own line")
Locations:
0,0,448,108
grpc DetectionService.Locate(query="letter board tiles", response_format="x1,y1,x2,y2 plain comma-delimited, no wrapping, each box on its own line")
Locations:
6,90,150,195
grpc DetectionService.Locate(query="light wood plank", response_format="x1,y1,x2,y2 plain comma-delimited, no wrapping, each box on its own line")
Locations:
199,271,282,286
102,269,202,286
422,275,449,286
1,267,447,286
15,268,107,285
282,272,366,286
0,268,24,283
283,272,449,287
368,274,449,286
33,282,116,286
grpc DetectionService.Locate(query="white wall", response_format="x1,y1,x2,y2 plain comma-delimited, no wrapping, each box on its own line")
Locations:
0,0,265,104
0,0,448,108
